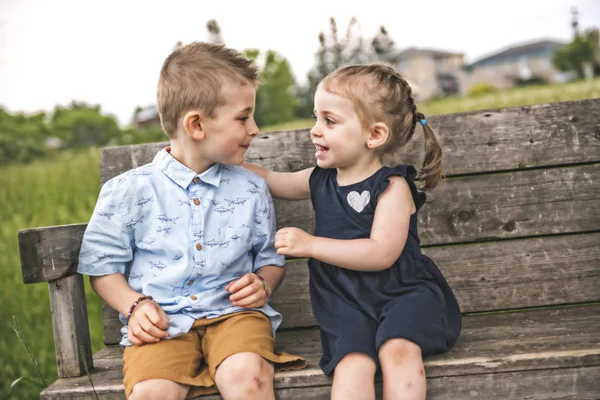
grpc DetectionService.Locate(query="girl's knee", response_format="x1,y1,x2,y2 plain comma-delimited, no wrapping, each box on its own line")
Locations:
379,338,422,365
335,353,377,377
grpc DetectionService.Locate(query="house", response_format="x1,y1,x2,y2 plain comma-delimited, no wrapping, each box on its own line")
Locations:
133,105,160,128
464,39,568,90
387,47,467,100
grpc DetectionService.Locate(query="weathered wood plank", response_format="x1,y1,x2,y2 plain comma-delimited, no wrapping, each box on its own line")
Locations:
48,274,93,378
101,232,600,341
19,224,87,284
99,99,600,184
40,365,600,400
272,164,600,245
40,306,600,399
19,164,600,285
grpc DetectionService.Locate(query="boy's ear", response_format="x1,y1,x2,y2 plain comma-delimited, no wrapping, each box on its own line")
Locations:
182,110,206,141
366,122,390,149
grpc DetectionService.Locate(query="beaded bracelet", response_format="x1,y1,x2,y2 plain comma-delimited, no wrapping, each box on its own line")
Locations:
257,276,271,298
125,295,153,324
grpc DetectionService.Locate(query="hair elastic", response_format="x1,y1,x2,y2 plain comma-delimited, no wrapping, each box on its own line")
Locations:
419,119,427,126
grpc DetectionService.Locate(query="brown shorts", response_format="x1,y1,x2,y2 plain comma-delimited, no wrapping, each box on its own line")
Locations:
122,311,306,398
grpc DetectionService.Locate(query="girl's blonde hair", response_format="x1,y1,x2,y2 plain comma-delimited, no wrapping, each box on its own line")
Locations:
319,64,444,192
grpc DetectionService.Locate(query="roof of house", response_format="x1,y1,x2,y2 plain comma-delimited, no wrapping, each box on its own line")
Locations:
467,39,566,69
387,47,464,62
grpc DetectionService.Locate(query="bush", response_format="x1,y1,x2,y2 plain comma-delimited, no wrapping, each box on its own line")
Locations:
468,83,497,96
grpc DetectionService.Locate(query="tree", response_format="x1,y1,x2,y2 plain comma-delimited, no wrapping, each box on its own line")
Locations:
207,19,224,44
49,102,122,148
245,49,297,127
297,17,396,118
553,28,599,79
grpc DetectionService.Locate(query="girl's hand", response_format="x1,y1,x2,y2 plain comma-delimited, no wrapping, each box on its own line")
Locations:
275,227,314,257
226,273,269,308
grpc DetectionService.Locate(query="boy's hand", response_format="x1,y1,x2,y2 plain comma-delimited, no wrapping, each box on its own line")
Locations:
275,227,314,257
127,300,169,345
226,273,269,309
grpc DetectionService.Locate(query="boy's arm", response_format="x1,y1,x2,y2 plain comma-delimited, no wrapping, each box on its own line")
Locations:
242,161,313,200
78,176,168,344
276,176,415,272
91,274,168,344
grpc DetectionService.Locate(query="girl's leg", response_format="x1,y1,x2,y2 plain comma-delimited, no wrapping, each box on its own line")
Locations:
378,338,425,400
331,353,377,400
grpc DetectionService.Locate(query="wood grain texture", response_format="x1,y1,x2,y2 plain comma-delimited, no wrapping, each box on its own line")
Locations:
18,164,600,286
48,274,93,378
40,305,600,399
99,99,600,184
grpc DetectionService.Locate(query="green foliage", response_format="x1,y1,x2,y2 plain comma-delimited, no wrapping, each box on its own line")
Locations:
468,82,498,96
49,101,122,148
0,150,104,400
553,29,599,78
0,107,50,165
255,51,298,127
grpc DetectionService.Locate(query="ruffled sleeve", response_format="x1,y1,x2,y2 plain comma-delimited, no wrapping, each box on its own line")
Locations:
373,165,426,211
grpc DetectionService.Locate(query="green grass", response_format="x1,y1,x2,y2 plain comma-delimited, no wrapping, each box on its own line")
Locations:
261,78,600,132
1,79,598,399
0,149,104,400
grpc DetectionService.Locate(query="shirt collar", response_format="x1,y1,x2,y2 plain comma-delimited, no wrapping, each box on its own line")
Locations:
153,147,223,190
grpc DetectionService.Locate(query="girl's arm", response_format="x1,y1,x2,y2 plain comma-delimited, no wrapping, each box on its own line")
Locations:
242,161,313,200
276,176,415,271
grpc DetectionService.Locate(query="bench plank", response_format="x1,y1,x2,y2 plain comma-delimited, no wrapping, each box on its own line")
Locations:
100,232,600,339
273,164,600,245
19,164,600,285
40,305,600,399
99,99,600,184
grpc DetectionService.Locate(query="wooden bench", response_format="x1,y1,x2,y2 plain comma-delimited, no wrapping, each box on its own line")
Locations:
19,98,600,399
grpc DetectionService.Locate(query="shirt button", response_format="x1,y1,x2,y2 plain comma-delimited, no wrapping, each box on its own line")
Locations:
193,198,200,205
187,280,194,285
190,295,198,300
195,243,202,250
193,177,199,183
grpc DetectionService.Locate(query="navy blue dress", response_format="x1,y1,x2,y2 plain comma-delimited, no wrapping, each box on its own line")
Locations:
308,165,462,375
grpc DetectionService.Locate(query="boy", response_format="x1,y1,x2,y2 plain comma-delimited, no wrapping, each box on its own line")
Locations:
78,42,305,400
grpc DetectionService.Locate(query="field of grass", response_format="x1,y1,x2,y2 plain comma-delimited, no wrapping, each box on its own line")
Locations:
0,79,598,399
0,149,105,399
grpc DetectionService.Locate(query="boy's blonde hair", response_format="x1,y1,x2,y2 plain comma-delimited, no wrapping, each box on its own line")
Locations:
157,41,259,137
319,64,444,192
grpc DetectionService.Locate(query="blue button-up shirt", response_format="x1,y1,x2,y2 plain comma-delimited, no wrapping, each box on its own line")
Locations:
78,148,285,346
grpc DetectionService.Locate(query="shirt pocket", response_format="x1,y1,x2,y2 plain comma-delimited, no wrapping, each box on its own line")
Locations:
217,224,253,274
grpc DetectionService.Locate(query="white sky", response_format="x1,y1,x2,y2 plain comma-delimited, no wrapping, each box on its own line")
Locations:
0,0,598,125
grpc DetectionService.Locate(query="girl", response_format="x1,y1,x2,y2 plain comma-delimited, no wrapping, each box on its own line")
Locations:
244,64,461,400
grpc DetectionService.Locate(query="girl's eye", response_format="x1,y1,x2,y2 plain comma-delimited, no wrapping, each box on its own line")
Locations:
312,115,318,120
325,118,335,125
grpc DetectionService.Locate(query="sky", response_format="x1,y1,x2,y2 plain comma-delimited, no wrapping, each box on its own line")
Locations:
0,0,598,126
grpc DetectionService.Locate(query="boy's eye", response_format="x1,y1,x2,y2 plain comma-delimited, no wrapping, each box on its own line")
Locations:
238,116,249,122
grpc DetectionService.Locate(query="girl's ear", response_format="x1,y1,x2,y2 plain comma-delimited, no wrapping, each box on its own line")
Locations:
367,122,390,149
182,110,205,141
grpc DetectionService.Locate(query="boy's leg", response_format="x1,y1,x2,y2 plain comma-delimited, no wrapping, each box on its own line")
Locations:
215,352,275,400
378,338,425,400
129,379,189,400
331,352,377,400
123,327,208,399
201,311,305,400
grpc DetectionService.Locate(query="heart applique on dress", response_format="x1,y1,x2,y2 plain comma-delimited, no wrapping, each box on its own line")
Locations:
347,191,370,213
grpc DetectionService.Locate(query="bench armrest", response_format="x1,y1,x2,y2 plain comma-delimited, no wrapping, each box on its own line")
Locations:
18,225,93,378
